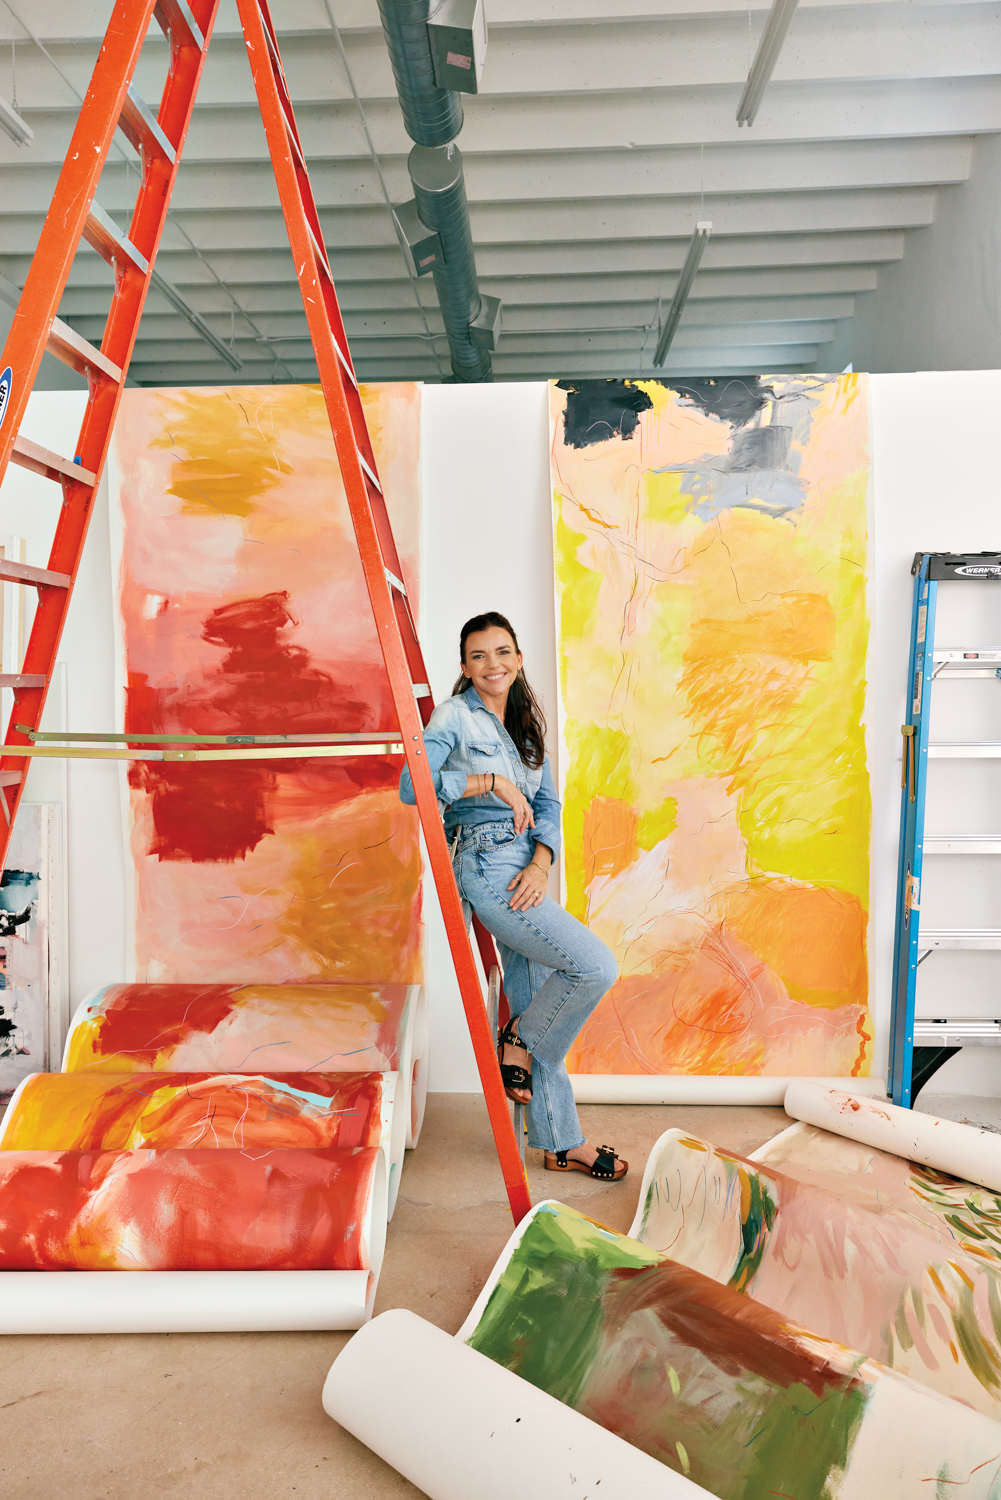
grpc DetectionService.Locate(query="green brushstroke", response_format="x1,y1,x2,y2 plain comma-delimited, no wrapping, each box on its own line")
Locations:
952,1280,1001,1395
467,1203,660,1407
466,1204,870,1500
730,1167,779,1293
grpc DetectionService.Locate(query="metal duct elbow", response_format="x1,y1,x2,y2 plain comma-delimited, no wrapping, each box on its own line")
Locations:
409,143,492,382
376,0,462,147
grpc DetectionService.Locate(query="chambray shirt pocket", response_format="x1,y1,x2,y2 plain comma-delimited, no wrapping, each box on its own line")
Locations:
468,739,506,772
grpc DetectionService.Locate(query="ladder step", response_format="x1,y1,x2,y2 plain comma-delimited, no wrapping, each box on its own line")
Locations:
933,649,1001,662
0,772,22,788
412,683,431,699
153,0,205,50
83,200,149,276
928,743,1001,758
119,83,176,166
11,435,97,487
385,567,406,596
914,1018,1001,1046
924,836,1001,853
358,451,383,495
0,559,70,590
919,929,1001,950
0,675,47,690
934,667,1000,679
46,317,122,383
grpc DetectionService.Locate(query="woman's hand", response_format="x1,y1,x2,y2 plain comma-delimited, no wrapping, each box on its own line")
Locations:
507,861,548,911
492,774,535,835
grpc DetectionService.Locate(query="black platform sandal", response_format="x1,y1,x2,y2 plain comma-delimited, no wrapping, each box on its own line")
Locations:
497,1018,533,1104
544,1144,628,1181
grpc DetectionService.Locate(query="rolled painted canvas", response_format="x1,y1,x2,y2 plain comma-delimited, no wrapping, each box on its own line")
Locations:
630,1127,1001,1420
62,980,428,1149
550,376,872,1087
108,384,422,986
783,1079,1001,1192
0,1068,400,1164
0,1145,384,1271
458,1201,1001,1498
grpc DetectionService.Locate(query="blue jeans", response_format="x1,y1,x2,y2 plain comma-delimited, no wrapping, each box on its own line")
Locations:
452,822,619,1153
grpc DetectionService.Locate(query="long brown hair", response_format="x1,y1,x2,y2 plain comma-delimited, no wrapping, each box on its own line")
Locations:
452,612,547,770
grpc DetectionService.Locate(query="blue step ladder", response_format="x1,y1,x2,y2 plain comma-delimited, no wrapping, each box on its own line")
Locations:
890,551,1001,1107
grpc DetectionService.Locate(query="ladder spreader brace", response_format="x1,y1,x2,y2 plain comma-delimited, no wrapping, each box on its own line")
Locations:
0,0,532,1222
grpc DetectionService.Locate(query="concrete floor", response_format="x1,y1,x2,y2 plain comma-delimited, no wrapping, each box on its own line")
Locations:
1,1095,788,1500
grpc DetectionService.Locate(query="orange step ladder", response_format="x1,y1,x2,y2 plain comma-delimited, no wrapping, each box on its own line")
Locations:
0,0,531,1223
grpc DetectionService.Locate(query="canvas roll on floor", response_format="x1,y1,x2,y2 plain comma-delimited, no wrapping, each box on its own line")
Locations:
325,1201,1001,1498
783,1078,1001,1192
323,1308,707,1500
0,1147,386,1332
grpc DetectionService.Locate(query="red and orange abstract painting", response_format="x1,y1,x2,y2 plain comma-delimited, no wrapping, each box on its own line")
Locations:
0,1146,380,1270
110,385,422,983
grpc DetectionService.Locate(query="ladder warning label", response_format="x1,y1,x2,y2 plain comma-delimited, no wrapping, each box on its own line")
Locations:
906,873,920,913
0,368,11,434
917,604,926,643
913,670,923,715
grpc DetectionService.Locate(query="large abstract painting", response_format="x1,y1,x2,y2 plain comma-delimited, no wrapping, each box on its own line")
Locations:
550,376,871,1078
110,385,422,984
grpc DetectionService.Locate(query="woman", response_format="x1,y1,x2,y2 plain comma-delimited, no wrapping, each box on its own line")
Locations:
400,611,626,1181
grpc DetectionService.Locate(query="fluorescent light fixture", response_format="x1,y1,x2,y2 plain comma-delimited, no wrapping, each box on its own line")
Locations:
653,222,712,367
736,0,800,127
0,91,32,148
148,267,243,372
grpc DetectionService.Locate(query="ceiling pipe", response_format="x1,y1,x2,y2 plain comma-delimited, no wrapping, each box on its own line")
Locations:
409,144,492,382
376,0,463,149
376,0,495,381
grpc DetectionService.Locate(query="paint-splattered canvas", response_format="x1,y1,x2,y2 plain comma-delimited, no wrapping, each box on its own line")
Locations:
550,376,871,1078
0,804,56,1103
110,385,422,983
632,1127,1001,1421
462,1201,1001,1498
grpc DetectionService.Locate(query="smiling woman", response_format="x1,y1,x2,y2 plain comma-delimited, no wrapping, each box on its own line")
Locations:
400,612,626,1182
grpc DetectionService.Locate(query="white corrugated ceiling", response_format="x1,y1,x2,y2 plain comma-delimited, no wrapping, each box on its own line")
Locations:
0,0,997,383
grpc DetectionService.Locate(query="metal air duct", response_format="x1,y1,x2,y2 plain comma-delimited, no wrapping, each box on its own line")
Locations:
408,143,492,382
376,0,462,147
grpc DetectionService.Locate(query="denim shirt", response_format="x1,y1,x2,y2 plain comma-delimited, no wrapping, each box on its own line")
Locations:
398,686,562,859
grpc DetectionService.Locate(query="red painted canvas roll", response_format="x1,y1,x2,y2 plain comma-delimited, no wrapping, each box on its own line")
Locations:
0,1146,384,1272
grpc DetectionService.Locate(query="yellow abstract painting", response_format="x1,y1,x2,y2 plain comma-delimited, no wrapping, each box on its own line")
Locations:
551,375,871,1078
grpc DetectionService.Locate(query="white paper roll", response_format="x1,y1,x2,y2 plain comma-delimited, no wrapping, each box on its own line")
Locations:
323,1309,709,1500
572,1073,888,1105
403,984,429,1149
783,1080,1001,1192
0,1269,375,1334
